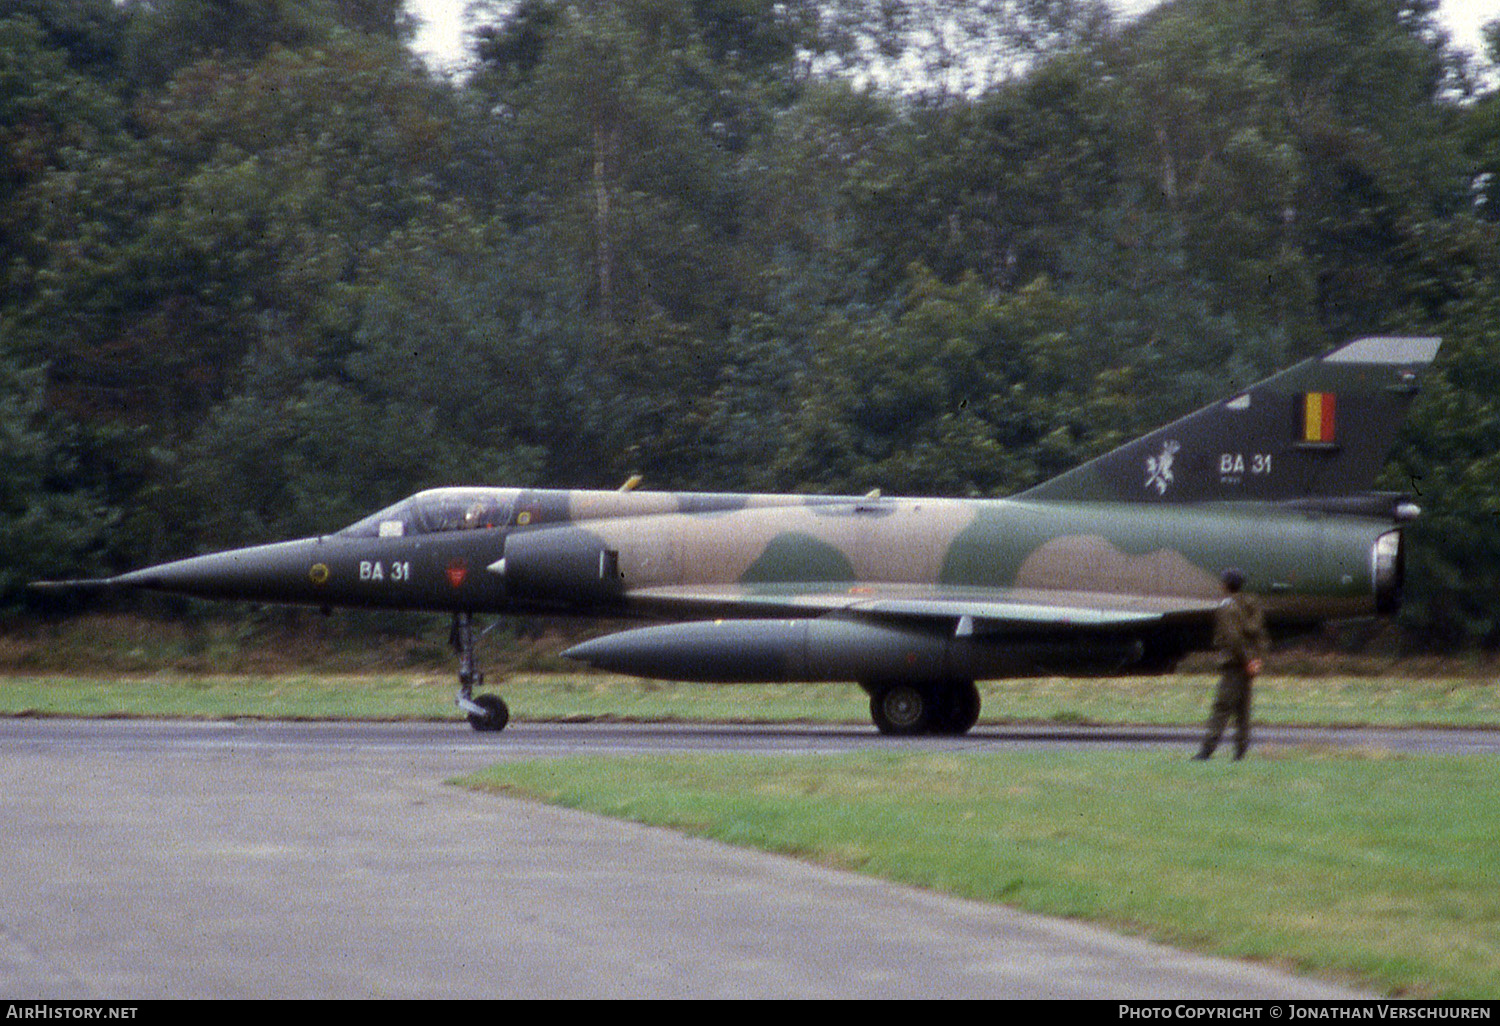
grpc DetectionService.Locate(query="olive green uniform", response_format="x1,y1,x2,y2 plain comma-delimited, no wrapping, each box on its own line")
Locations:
1198,592,1269,759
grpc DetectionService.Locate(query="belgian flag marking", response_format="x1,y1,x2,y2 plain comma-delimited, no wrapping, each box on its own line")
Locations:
1302,391,1337,443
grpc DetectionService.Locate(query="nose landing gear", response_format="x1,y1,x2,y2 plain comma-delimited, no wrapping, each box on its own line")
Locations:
452,612,509,732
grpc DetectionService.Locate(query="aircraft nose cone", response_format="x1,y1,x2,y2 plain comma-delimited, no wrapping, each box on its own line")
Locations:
114,538,325,603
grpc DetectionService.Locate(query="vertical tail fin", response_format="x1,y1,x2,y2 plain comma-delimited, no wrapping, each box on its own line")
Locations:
1018,336,1440,504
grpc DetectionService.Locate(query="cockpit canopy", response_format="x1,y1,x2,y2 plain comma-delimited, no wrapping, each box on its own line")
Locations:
338,488,515,538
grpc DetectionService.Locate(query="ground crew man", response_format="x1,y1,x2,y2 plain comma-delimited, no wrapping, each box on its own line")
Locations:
1195,568,1270,760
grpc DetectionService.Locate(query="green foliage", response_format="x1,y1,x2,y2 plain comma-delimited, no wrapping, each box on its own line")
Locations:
1107,0,1472,342
117,0,411,88
0,355,112,603
1388,287,1500,649
772,269,1129,495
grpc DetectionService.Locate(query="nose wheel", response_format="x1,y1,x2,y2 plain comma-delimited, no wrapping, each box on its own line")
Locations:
465,693,509,732
452,612,509,732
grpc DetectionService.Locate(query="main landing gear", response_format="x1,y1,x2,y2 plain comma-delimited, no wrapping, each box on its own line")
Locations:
452,612,509,732
867,679,981,736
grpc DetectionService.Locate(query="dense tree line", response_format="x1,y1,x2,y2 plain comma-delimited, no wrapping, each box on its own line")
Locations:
3,0,1498,648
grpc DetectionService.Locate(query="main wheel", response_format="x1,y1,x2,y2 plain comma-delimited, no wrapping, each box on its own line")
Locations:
931,680,981,735
870,682,933,736
467,693,510,733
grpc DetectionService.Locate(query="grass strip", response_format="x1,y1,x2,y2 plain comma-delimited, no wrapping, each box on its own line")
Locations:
459,748,1500,998
0,674,866,722
0,673,1497,727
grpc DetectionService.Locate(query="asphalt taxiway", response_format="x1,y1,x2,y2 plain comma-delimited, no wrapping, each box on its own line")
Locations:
5,718,1487,999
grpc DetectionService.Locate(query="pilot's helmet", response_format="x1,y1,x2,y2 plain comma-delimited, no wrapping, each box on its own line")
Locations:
1220,568,1246,593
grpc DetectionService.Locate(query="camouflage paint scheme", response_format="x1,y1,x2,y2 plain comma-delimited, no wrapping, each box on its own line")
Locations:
35,337,1438,734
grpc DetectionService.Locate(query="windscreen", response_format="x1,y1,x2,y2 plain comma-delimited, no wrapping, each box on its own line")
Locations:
337,489,515,537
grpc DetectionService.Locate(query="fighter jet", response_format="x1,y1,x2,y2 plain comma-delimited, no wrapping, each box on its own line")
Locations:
34,336,1439,735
